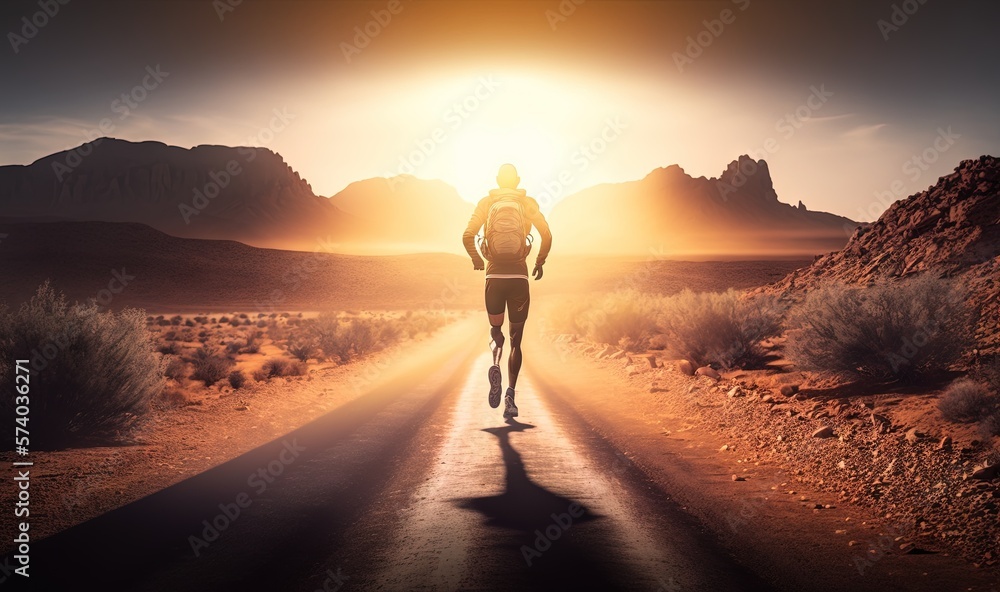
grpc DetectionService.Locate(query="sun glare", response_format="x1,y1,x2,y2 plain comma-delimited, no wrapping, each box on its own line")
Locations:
406,71,626,206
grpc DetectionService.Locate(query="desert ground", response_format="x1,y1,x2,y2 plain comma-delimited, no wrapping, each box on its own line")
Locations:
0,251,997,590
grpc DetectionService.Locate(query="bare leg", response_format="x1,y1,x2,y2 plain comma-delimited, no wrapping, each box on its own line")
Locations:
489,316,505,365
508,321,524,389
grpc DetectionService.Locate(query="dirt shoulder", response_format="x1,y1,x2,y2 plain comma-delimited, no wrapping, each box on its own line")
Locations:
0,316,476,553
528,335,1000,592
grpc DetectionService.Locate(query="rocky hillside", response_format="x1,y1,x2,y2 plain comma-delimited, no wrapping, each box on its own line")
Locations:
764,155,1000,355
550,155,859,256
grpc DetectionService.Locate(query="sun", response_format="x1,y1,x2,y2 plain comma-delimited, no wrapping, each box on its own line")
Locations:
434,123,561,204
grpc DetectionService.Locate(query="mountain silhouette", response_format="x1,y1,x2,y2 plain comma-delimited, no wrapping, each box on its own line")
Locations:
0,141,858,256
549,155,859,256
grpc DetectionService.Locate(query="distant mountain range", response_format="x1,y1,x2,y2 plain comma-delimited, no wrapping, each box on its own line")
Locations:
548,156,858,256
0,138,857,256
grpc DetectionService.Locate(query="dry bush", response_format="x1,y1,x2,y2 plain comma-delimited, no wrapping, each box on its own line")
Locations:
286,338,318,362
259,358,306,378
228,370,247,390
546,292,665,354
189,346,234,386
243,331,261,353
786,275,973,382
977,356,1000,395
154,386,195,410
0,282,164,448
158,342,181,355
399,311,448,338
580,291,660,353
164,357,188,381
225,339,246,355
311,315,399,363
938,378,998,423
657,289,785,368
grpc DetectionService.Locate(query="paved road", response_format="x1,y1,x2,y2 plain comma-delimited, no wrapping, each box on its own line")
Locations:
18,328,769,591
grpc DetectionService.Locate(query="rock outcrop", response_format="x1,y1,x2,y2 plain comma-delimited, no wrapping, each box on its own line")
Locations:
762,155,1000,355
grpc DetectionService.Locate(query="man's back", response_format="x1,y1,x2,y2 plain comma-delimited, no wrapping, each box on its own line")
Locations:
462,188,552,279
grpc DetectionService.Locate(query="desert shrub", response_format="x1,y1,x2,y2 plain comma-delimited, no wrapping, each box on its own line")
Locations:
252,368,269,382
238,313,248,319
256,320,268,328
154,387,194,410
164,357,188,381
228,370,247,389
219,316,230,323
976,356,1000,395
189,347,234,386
401,312,448,338
314,315,351,362
157,318,171,326
938,378,998,423
286,338,318,362
312,315,396,363
786,275,973,382
158,342,181,355
210,317,217,324
243,331,261,354
225,339,246,355
170,315,183,326
657,289,786,367
259,358,307,378
163,330,179,341
0,283,164,449
575,291,659,353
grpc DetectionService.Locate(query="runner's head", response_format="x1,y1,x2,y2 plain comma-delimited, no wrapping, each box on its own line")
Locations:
496,164,520,189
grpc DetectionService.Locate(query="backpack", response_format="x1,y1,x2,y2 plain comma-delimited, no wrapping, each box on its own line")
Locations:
480,196,532,263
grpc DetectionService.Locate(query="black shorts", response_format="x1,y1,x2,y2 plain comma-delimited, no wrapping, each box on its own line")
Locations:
485,278,530,324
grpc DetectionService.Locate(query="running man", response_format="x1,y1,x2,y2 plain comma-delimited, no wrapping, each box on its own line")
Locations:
462,164,552,418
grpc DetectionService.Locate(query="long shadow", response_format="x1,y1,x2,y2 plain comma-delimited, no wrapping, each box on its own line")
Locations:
459,419,601,531
797,370,963,401
457,419,634,589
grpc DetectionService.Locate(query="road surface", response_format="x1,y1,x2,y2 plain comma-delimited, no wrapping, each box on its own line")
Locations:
15,325,771,591
11,322,997,591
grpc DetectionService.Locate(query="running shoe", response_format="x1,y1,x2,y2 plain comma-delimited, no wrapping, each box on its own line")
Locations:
503,388,519,418
488,365,502,408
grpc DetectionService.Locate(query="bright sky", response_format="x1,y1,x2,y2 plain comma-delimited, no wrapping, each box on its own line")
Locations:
1,0,997,221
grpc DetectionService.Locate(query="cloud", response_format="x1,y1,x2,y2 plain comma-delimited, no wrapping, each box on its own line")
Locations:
800,113,855,124
843,123,888,138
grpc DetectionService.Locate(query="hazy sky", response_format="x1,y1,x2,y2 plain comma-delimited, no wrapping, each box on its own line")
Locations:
1,0,997,221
